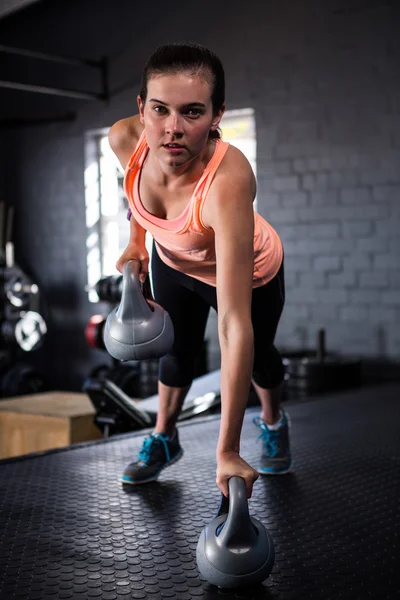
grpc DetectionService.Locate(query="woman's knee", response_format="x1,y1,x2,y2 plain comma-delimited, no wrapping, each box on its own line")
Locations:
252,345,285,389
159,352,198,388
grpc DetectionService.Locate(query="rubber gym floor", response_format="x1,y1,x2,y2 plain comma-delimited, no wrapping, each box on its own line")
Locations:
0,383,399,600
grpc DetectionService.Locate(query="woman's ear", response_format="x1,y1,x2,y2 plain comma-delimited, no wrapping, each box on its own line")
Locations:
137,95,145,124
211,104,226,131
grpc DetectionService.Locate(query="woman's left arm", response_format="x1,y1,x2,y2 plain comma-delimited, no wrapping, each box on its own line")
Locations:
205,147,259,498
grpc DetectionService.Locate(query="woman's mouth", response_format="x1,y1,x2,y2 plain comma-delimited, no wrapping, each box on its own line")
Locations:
163,144,185,153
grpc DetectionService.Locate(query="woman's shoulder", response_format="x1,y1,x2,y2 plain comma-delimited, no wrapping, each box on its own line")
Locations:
214,141,256,188
108,115,145,169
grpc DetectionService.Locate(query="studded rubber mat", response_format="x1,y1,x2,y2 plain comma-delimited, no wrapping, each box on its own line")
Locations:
0,384,399,600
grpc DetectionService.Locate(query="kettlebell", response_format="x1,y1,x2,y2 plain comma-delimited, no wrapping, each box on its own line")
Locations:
196,476,275,588
103,259,174,361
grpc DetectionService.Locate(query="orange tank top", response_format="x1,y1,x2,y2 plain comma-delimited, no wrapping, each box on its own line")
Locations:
123,131,283,288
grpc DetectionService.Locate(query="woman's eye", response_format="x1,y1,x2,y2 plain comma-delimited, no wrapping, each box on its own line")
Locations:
187,109,201,117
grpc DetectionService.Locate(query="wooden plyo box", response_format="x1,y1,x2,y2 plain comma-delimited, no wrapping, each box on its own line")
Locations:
0,392,103,460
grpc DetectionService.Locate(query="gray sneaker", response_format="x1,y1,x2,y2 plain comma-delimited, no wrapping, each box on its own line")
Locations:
121,429,183,485
253,409,292,475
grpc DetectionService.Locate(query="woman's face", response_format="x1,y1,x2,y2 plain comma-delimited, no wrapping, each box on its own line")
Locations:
138,71,224,168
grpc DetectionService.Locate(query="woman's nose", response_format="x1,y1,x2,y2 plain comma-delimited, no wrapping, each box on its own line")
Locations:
165,114,183,136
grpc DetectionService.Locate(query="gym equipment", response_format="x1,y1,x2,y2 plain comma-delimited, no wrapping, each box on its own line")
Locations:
84,368,222,437
0,351,47,398
0,362,47,397
83,378,154,437
15,312,47,352
89,361,142,399
1,311,46,352
95,275,122,303
196,476,275,588
283,329,362,394
5,275,39,309
0,202,47,355
85,315,107,350
103,259,174,361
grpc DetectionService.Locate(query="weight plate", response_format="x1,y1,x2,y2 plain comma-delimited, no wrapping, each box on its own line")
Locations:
85,315,106,349
5,274,38,309
1,363,47,397
284,357,362,392
15,311,47,352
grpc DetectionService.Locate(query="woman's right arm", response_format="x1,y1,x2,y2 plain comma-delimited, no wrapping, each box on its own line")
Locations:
116,216,149,281
108,116,148,280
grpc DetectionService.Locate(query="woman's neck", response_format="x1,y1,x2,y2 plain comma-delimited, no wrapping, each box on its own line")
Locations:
147,139,217,189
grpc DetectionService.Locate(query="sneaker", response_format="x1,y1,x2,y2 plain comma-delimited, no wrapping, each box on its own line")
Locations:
252,409,292,475
121,429,183,485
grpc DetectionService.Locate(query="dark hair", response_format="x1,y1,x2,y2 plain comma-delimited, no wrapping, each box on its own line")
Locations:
139,42,225,139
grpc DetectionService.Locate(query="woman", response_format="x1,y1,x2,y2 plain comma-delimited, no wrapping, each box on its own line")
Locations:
109,42,291,499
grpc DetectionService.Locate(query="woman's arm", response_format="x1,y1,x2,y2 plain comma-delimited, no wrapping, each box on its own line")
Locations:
108,115,148,279
204,146,259,498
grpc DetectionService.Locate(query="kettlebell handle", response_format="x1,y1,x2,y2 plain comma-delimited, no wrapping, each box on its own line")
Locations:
216,476,258,548
124,258,141,284
123,259,154,302
116,260,152,322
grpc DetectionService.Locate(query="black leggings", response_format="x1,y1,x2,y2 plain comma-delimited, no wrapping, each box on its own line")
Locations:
151,243,285,390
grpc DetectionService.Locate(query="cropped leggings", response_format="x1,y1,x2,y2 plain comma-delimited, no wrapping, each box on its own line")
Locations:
151,243,286,390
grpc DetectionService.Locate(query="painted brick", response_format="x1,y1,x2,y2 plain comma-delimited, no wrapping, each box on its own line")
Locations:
367,307,398,324
340,307,369,322
281,191,308,207
329,171,359,188
359,272,389,288
299,272,326,288
361,168,400,186
262,192,281,208
342,221,373,237
357,237,389,253
313,256,341,271
264,160,292,176
374,254,400,269
293,158,307,173
283,270,298,288
316,289,348,304
344,253,373,271
284,256,312,272
374,219,400,236
381,291,400,306
284,239,353,256
310,191,339,205
289,288,318,304
310,304,340,322
328,271,357,288
282,303,310,320
350,290,382,305
340,188,372,205
272,176,300,192
298,206,343,222
275,142,326,159
390,272,400,288
302,173,330,191
267,208,298,224
372,184,400,202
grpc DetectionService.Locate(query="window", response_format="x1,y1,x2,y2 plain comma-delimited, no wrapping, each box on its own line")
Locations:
85,108,256,302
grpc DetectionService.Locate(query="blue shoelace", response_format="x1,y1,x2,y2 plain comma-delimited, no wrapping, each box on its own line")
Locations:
253,417,280,457
138,433,171,465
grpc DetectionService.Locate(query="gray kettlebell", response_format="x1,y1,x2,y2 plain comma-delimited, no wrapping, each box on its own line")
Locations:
196,476,275,588
103,259,174,361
